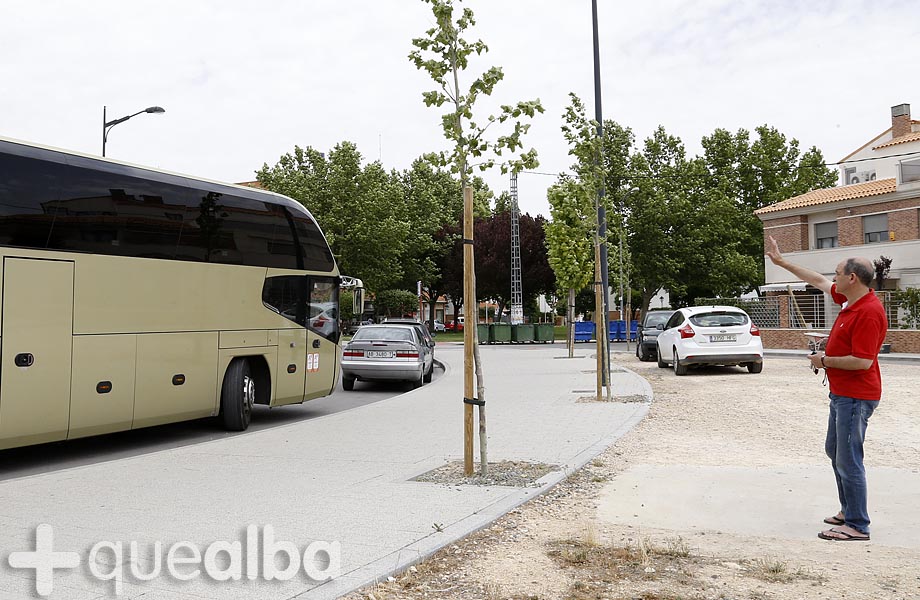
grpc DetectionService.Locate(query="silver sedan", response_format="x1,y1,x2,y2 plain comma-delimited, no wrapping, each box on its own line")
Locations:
341,324,434,390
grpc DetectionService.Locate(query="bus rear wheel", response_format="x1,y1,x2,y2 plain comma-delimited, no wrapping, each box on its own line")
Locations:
221,358,254,431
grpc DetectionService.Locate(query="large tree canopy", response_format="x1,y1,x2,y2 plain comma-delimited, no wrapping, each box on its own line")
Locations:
475,210,554,318
257,142,408,293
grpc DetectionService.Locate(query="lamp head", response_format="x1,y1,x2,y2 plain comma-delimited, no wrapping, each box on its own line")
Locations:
145,106,166,114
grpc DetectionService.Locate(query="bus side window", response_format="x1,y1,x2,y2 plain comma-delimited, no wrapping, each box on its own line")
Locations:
307,277,340,344
262,276,307,326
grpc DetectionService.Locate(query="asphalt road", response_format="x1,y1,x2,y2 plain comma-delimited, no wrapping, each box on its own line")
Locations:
0,363,445,482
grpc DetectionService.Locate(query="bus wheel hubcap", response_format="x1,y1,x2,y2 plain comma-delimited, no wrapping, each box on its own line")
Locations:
243,376,255,417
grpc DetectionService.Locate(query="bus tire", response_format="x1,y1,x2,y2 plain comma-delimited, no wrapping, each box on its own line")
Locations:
221,358,254,431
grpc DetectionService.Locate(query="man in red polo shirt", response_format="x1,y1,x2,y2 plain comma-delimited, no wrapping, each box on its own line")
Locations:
766,236,887,542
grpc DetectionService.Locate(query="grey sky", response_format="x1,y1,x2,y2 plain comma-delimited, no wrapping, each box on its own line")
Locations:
2,1,917,217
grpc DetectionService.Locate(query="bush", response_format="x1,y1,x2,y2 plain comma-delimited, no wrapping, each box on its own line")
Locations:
893,288,920,329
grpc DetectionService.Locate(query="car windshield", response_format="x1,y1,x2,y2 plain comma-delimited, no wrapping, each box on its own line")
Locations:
353,327,414,342
689,312,748,327
645,312,672,327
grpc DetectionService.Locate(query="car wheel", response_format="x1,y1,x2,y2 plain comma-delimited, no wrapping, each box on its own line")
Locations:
412,371,424,389
747,362,763,374
220,358,254,431
423,363,433,383
342,375,355,391
638,343,650,362
656,343,668,368
672,348,688,376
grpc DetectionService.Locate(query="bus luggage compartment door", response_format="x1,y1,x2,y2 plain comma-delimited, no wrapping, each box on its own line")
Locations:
0,258,74,449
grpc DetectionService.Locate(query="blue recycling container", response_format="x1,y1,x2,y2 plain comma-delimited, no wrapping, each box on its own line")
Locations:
574,321,595,342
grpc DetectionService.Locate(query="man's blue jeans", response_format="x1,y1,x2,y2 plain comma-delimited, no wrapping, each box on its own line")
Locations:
826,393,878,534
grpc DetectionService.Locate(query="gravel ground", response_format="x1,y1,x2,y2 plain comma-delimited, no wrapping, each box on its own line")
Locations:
412,460,558,488
346,353,920,600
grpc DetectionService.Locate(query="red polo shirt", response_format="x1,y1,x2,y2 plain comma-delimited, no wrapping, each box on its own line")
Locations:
825,284,887,401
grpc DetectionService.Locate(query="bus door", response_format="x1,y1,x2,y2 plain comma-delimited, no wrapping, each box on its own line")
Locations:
0,258,74,448
304,277,339,399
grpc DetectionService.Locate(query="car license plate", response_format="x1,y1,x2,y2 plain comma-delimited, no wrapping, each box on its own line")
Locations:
709,335,736,342
366,350,395,358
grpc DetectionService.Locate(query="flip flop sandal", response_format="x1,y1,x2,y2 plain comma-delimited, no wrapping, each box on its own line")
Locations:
818,528,870,541
823,515,845,526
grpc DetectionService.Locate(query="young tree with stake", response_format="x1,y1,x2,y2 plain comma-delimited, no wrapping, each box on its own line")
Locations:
410,0,543,475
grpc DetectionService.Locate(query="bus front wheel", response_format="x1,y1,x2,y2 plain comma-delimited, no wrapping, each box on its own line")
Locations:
221,358,254,431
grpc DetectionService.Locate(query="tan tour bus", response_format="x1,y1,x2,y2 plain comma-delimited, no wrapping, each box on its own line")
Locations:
0,136,362,451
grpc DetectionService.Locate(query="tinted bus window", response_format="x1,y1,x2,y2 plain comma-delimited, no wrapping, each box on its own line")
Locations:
263,276,307,325
289,208,335,272
0,143,330,273
47,164,198,259
176,191,295,268
0,152,65,249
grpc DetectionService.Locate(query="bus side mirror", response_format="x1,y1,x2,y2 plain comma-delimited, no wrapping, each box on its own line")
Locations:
352,287,365,316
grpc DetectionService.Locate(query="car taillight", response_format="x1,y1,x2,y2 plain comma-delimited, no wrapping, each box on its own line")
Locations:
678,324,695,339
750,323,761,336
343,349,364,357
396,351,419,358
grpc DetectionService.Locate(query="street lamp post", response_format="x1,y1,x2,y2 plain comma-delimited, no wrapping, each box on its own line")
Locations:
102,105,165,157
591,0,610,394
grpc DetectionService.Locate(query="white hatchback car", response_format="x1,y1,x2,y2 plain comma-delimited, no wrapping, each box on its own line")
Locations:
655,306,763,375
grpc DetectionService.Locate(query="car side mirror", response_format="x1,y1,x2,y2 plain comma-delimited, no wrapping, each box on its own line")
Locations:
656,323,665,330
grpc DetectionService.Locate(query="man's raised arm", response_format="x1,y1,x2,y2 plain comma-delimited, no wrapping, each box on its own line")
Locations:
765,236,833,295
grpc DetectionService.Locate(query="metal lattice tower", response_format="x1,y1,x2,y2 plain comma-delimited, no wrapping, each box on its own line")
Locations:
510,171,523,325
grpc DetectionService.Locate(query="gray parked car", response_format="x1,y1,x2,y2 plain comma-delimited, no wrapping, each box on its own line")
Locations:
341,324,434,390
636,309,675,362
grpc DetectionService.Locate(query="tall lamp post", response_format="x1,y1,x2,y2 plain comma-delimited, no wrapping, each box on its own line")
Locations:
591,0,610,391
102,105,165,157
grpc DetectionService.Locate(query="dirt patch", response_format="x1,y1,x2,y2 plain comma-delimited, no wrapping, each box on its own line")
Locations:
347,358,920,600
412,460,558,488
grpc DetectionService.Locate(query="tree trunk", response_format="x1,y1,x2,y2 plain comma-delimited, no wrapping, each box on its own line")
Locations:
625,285,633,351
567,287,575,358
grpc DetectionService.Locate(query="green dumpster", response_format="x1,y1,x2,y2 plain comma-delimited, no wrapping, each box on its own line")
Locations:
477,323,490,344
489,323,512,344
511,324,535,343
534,323,555,343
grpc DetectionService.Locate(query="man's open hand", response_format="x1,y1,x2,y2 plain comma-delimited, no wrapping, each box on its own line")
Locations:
765,235,784,265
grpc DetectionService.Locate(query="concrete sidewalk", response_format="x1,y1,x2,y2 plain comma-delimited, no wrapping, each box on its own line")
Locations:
0,345,650,600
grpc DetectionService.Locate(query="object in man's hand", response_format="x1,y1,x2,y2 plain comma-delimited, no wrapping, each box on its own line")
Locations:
804,333,829,375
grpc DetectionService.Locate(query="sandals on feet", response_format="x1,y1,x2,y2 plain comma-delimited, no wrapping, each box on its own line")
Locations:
823,515,845,526
818,527,870,541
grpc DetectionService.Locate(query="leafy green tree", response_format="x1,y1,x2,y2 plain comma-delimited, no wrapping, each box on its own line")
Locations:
627,127,694,311
475,210,553,318
545,176,594,353
893,288,920,328
397,155,463,328
700,125,837,283
373,289,420,318
257,142,408,293
409,0,543,186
